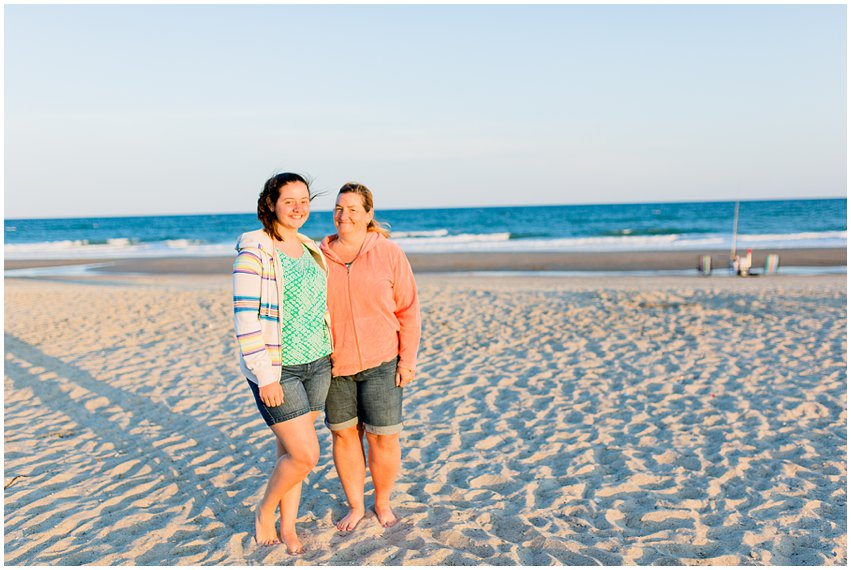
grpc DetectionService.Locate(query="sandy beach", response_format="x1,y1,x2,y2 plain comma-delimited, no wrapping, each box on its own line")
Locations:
3,271,846,565
4,247,847,275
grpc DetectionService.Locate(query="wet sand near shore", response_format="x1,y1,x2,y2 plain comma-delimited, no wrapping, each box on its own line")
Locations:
4,247,847,274
3,272,846,565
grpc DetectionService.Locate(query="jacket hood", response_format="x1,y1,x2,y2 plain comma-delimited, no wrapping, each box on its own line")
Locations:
235,229,274,254
319,231,383,265
236,228,321,256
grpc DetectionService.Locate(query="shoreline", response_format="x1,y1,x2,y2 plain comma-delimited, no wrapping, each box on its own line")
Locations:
4,247,847,275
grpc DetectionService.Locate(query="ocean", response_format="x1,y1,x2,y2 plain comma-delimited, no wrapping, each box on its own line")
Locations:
4,198,846,260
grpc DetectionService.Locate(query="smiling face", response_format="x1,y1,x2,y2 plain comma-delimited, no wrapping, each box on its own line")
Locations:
272,181,310,232
333,191,373,236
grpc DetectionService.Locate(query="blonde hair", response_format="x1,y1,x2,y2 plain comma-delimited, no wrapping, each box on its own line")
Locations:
337,182,391,238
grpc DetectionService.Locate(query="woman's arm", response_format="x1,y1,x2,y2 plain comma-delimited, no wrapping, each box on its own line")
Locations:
391,247,421,382
233,249,279,388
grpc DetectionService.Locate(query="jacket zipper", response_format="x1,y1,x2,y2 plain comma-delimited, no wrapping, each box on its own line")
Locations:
274,249,285,364
345,262,365,372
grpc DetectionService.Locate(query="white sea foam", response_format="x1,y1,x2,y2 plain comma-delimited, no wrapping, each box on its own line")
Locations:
390,229,449,239
395,230,846,253
3,230,846,260
4,240,234,260
164,239,204,248
393,232,512,249
736,231,847,243
106,238,135,246
7,240,90,255
392,232,683,252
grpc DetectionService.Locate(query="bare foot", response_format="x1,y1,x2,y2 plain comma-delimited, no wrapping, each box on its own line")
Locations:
255,502,281,546
336,507,365,531
280,527,304,555
373,504,397,528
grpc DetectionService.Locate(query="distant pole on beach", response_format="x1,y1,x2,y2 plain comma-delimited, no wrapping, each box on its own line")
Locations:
730,200,740,263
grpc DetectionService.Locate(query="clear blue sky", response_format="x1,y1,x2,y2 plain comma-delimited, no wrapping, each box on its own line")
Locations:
5,4,847,218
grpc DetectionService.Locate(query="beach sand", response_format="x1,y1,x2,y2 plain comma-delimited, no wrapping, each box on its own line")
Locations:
4,246,847,274
4,272,847,565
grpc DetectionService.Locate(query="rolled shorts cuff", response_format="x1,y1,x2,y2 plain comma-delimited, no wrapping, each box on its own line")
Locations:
364,422,403,435
326,416,359,432
269,408,312,426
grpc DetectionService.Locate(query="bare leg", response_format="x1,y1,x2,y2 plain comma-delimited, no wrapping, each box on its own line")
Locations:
279,483,303,553
331,424,367,531
255,414,319,550
365,432,401,527
253,431,284,546
255,502,280,546
277,411,320,553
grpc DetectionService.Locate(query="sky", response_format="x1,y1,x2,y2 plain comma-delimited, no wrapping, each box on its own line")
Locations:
4,4,847,218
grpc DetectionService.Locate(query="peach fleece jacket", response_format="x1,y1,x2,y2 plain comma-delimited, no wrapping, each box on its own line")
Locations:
320,232,421,377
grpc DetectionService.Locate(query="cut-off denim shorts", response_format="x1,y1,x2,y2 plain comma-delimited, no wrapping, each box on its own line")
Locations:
247,354,332,426
325,358,403,435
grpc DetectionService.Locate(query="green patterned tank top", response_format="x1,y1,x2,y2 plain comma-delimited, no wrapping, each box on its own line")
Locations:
278,245,332,365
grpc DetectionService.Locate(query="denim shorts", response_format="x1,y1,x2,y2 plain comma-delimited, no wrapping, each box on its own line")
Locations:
247,355,332,426
325,358,403,435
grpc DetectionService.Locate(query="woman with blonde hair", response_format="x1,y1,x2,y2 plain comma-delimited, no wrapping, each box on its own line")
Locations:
320,182,421,530
232,172,332,553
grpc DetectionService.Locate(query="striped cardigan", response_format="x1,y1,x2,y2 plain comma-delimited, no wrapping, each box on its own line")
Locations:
233,228,331,387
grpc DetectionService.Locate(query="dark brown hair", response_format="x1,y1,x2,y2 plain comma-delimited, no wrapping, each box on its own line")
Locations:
257,172,314,241
337,182,391,238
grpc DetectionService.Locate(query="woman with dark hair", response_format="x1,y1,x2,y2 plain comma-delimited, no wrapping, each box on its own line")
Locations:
320,183,421,530
232,172,332,553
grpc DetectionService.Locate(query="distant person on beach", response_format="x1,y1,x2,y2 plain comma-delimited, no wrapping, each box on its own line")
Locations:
319,182,421,530
232,172,332,553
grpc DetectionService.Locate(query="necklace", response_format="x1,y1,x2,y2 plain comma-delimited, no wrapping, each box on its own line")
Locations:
336,237,365,266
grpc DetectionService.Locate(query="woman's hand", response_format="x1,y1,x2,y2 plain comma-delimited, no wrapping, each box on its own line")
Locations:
259,382,284,408
396,366,415,387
